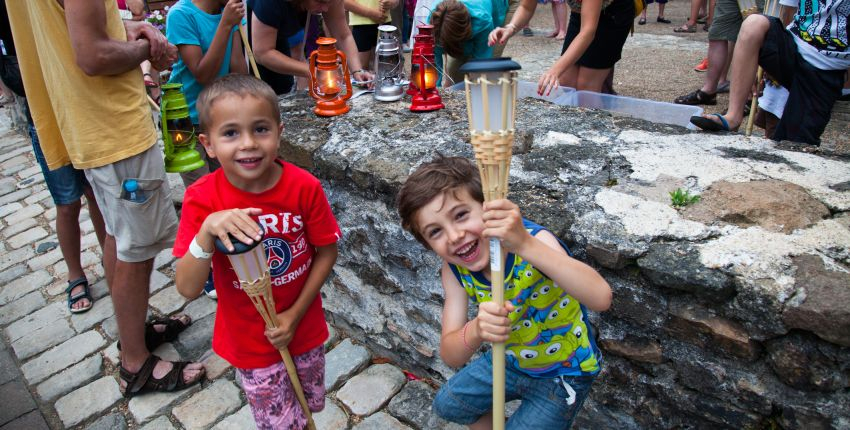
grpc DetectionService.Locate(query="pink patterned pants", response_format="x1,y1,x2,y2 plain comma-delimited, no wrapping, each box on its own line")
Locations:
237,346,325,430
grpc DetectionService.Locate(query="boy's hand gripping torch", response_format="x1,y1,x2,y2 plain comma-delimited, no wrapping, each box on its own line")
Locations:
460,58,521,430
215,236,316,430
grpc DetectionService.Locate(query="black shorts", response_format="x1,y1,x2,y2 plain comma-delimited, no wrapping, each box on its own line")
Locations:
760,16,844,145
351,23,391,52
562,0,634,70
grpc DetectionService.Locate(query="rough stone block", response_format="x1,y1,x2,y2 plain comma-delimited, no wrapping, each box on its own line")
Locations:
36,354,103,401
154,248,175,269
325,338,371,391
174,314,214,359
149,287,188,316
336,364,406,416
17,165,41,180
23,190,50,206
85,413,128,430
0,379,37,426
139,416,177,430
0,290,45,326
0,264,27,286
637,243,734,301
597,336,663,364
782,254,850,347
211,405,257,430
70,296,114,333
54,376,122,427
172,379,241,429
666,299,760,361
7,226,47,249
0,410,49,430
0,189,31,206
22,331,106,384
0,347,18,386
102,341,119,367
352,412,412,429
26,246,62,271
313,400,348,430
765,331,849,392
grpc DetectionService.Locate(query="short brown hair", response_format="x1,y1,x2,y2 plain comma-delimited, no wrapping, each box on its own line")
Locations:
396,155,483,247
196,74,280,132
431,0,472,59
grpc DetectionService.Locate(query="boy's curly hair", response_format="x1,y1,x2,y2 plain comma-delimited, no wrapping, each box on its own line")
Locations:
197,74,280,132
396,155,483,248
431,0,472,59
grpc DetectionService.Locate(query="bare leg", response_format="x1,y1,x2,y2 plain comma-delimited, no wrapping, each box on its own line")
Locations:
555,2,567,38
558,64,580,88
576,67,612,92
56,200,88,310
469,411,493,430
718,41,734,86
658,2,666,19
83,186,106,249
700,39,728,94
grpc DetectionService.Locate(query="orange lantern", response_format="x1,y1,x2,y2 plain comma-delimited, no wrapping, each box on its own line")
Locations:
308,37,353,117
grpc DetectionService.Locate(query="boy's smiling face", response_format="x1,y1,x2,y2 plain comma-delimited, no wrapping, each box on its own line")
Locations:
199,93,282,193
416,187,489,272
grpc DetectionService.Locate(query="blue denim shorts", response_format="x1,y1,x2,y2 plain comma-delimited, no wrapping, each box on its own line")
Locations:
433,351,596,428
29,121,87,205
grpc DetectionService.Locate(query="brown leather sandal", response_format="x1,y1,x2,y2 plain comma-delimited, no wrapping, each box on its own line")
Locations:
117,314,191,351
119,355,205,398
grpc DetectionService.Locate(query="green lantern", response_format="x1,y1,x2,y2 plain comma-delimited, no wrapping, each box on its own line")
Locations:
160,83,205,173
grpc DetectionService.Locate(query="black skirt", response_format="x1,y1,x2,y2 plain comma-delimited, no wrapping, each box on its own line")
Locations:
561,0,634,70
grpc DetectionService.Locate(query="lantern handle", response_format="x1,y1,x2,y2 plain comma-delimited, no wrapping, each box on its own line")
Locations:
160,96,173,159
308,50,320,99
336,49,353,102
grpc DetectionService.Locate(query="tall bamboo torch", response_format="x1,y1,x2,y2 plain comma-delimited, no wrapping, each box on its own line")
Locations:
214,236,316,430
459,58,521,430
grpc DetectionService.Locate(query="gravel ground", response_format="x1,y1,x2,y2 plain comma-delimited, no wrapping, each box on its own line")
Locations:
499,0,849,152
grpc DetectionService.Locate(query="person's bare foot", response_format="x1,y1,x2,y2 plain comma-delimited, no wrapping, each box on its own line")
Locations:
546,30,558,38
555,32,566,40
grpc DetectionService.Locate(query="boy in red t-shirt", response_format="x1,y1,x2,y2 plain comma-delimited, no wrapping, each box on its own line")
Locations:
173,74,340,429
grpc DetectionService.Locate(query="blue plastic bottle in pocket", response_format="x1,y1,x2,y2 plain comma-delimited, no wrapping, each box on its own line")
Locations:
123,179,146,203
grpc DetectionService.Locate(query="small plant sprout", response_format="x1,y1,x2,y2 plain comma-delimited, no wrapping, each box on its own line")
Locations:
670,188,700,208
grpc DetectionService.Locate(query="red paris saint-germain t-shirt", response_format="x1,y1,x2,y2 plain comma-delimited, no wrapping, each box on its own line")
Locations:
174,160,341,369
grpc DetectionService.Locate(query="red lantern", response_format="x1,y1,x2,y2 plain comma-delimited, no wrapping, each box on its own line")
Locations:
308,37,353,117
408,25,444,112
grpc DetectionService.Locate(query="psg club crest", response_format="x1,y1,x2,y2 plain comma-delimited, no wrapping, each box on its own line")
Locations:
264,238,292,277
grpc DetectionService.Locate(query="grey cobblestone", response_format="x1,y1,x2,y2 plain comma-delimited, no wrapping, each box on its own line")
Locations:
337,364,407,416
6,301,68,343
154,247,175,269
128,385,195,425
352,411,412,430
1,217,36,239
8,226,48,249
26,246,63,271
0,379,37,426
149,287,187,315
0,264,26,285
172,379,241,429
0,145,29,164
0,189,31,206
54,376,122,427
23,189,50,205
80,231,100,251
3,203,43,225
35,354,102,401
139,416,176,430
0,202,22,218
149,270,171,294
0,409,49,430
51,249,100,279
0,270,51,306
0,246,34,272
0,178,14,197
70,296,114,333
200,350,231,380
11,318,74,360
86,412,128,430
325,339,371,391
0,291,46,326
314,401,349,430
43,206,56,221
21,331,105,384
211,405,256,430
0,154,28,172
183,296,216,322
17,165,41,180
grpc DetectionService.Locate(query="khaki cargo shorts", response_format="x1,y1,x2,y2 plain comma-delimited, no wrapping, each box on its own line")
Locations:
84,144,178,263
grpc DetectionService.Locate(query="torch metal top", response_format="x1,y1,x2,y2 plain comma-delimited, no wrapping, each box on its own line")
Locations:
459,58,521,74
213,232,265,255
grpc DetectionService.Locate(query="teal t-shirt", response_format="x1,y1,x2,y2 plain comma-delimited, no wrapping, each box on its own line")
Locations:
429,0,507,85
448,219,602,378
166,0,241,124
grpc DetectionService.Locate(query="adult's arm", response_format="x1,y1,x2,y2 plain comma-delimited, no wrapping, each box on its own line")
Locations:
488,0,537,46
251,14,311,78
344,0,386,22
324,0,374,81
230,30,250,75
176,0,245,85
538,0,601,95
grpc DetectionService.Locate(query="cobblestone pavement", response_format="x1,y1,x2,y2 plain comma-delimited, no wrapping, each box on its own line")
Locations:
0,106,463,429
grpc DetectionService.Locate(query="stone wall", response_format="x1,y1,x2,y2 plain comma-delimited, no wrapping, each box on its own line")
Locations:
278,91,850,429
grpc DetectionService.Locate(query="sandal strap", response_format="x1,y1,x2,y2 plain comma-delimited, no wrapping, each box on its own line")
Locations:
120,354,159,398
66,277,88,294
120,355,202,398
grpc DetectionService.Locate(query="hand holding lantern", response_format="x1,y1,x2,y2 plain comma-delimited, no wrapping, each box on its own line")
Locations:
308,37,353,117
459,57,521,430
214,235,317,430
160,83,206,173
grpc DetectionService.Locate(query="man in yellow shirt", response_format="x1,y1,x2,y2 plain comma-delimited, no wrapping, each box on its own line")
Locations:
7,0,205,397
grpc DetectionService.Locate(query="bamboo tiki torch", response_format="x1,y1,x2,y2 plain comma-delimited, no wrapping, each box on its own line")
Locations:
215,236,316,430
238,21,261,79
460,58,521,430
